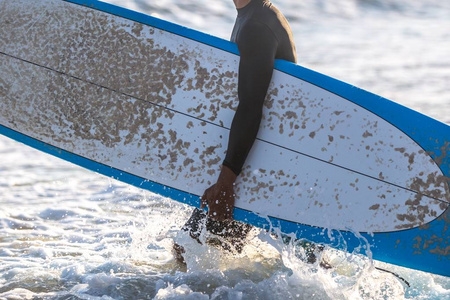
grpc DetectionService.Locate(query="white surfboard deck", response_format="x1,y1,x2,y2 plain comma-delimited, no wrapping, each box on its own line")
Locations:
0,0,449,276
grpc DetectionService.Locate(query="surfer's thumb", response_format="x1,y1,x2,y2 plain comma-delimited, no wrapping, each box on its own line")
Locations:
200,195,206,208
200,185,212,208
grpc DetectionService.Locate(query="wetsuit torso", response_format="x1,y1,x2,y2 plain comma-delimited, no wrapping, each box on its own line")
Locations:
223,0,297,175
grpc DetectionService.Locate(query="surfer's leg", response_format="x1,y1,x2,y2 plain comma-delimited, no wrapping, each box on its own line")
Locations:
182,208,208,242
173,208,253,263
301,242,332,269
173,208,207,264
180,208,252,247
282,236,332,269
204,217,253,253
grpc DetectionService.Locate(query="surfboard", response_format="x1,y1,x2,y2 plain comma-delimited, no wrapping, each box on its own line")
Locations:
0,0,449,276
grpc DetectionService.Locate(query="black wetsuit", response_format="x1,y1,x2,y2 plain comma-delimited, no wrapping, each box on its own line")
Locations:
224,0,297,175
183,0,297,247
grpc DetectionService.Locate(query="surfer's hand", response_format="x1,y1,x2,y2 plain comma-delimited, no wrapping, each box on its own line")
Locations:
200,165,237,221
201,183,234,221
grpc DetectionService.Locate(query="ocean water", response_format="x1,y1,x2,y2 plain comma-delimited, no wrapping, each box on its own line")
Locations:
1,0,450,299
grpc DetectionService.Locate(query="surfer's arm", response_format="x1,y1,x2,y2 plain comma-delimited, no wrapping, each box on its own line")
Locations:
222,21,278,176
202,22,277,220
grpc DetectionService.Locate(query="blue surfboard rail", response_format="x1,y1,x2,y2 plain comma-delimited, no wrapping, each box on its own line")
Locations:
0,0,448,276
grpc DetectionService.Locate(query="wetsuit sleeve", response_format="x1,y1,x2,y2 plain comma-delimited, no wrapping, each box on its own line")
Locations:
223,21,278,176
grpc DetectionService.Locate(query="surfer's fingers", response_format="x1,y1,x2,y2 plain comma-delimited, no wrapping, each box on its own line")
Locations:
200,193,207,208
224,202,234,220
224,210,232,220
200,186,212,208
